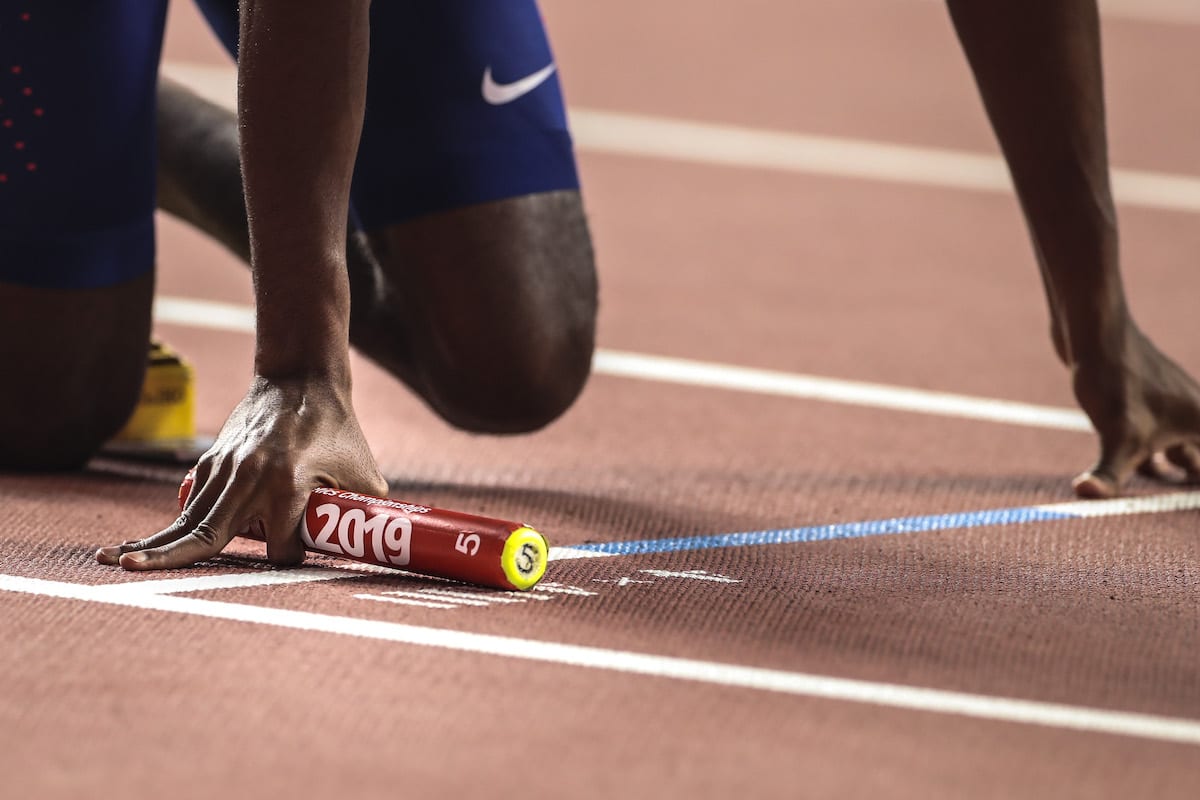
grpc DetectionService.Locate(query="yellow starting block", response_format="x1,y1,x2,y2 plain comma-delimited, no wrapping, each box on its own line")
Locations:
117,341,196,441
102,341,212,464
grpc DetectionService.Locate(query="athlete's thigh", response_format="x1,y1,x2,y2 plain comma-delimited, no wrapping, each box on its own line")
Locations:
351,2,594,429
0,2,167,288
191,0,584,248
351,0,579,227
0,2,166,468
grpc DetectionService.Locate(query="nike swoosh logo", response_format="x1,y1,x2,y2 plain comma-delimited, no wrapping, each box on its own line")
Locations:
481,63,557,105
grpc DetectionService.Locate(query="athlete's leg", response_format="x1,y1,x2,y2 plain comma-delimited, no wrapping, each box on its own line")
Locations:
348,2,596,432
357,190,595,434
946,0,1200,497
0,277,152,470
0,2,166,469
170,0,596,433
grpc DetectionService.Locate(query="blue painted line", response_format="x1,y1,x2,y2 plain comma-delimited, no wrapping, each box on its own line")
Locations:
570,505,1079,556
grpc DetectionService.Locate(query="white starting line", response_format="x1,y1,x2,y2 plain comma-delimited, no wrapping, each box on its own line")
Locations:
4,487,1200,746
2,571,1199,747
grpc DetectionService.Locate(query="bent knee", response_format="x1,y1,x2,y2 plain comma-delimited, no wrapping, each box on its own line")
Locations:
0,375,143,470
0,413,124,471
0,357,144,470
423,327,595,434
0,278,151,471
362,189,599,432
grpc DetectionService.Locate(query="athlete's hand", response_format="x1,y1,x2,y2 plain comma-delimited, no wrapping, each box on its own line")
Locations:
96,376,387,569
1070,324,1200,498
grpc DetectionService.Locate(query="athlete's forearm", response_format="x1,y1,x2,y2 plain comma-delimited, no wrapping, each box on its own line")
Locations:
947,0,1129,362
237,0,370,385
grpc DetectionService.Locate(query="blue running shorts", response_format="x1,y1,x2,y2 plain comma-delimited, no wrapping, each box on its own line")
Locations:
0,0,580,289
195,0,581,229
0,2,167,289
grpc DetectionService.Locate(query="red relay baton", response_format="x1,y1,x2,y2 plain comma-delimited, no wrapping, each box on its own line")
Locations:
178,471,548,591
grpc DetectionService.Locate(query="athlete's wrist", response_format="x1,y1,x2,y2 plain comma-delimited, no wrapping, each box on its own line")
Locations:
254,325,352,386
1060,291,1133,366
254,296,352,387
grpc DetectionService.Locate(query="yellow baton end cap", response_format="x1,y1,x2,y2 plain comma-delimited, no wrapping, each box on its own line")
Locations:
501,526,549,590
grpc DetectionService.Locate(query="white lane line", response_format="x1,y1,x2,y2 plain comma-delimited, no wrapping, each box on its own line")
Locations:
569,108,1200,214
419,588,531,604
1097,0,1200,24
531,582,601,596
377,589,495,607
160,61,1200,215
1034,491,1200,518
593,349,1091,432
1104,0,1200,24
640,569,742,583
547,547,613,561
2,573,1198,746
96,568,359,594
911,0,1200,25
153,295,1091,433
354,593,457,610
153,296,254,333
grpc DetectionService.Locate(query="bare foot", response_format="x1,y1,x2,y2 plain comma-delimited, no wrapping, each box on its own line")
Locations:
1069,324,1200,498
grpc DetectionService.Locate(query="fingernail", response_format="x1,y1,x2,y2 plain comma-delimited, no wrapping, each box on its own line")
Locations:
121,552,148,566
